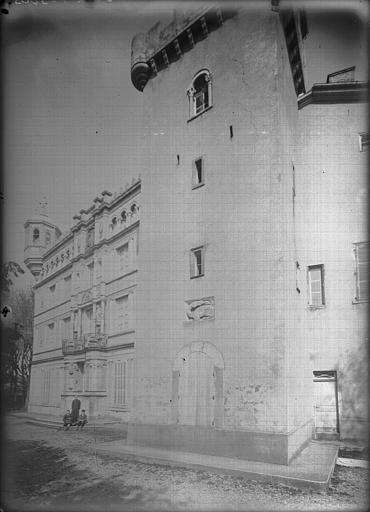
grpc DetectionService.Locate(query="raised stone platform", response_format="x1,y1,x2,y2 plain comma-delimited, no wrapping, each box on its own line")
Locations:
7,411,123,430
93,439,338,490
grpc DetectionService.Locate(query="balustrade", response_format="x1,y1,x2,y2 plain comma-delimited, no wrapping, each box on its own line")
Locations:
62,333,107,354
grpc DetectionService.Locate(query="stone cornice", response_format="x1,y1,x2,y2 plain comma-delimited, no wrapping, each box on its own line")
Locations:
34,262,73,290
42,232,74,260
298,82,369,110
131,6,237,91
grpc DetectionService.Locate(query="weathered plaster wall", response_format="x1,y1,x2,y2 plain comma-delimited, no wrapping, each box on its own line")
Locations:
294,101,368,440
133,8,299,437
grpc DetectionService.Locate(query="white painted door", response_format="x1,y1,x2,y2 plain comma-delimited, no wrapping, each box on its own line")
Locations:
178,351,215,426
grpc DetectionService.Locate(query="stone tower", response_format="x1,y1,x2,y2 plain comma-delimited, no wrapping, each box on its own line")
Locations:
24,197,61,279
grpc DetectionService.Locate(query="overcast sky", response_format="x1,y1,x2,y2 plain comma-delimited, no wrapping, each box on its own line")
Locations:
2,0,175,288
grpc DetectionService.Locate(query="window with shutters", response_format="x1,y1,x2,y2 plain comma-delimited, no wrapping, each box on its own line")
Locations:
308,265,325,307
47,322,56,345
62,317,71,341
42,368,51,404
113,358,134,408
117,243,129,275
115,295,129,332
38,325,45,349
354,242,368,302
190,246,204,279
192,157,204,189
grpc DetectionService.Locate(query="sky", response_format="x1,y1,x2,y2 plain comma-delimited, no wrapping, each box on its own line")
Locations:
2,0,368,292
2,0,174,288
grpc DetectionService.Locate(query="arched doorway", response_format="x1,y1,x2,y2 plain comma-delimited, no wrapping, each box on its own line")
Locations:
172,342,224,428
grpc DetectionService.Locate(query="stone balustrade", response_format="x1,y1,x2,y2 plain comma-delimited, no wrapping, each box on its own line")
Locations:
62,333,108,355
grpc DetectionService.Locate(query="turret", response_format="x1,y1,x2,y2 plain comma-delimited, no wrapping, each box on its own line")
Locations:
24,197,61,279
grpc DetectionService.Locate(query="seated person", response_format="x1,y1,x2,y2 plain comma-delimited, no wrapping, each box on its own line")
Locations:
62,410,72,430
77,409,88,430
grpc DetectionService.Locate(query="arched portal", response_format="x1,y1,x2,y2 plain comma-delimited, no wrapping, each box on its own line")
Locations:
172,342,224,428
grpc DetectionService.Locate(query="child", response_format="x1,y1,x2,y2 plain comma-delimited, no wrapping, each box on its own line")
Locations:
77,409,88,430
62,410,72,430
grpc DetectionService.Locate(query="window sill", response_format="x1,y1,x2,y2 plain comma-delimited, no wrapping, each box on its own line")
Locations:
192,182,205,190
352,299,368,304
109,329,135,339
190,274,204,280
307,305,326,311
187,105,213,123
110,405,130,412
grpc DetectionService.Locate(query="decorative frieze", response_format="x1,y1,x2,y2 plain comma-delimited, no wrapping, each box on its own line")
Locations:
185,296,215,321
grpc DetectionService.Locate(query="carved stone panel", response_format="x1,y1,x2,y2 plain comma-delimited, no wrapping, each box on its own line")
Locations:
185,296,215,321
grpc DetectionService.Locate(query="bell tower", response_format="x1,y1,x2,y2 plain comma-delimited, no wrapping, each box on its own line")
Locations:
24,197,61,279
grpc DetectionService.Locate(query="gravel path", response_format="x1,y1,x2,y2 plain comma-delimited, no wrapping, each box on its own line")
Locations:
2,417,368,511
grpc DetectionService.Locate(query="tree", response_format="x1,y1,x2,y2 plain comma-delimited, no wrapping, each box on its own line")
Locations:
1,287,34,409
1,261,24,295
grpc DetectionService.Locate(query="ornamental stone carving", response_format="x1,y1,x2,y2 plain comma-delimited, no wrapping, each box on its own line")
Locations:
185,296,215,321
66,362,81,391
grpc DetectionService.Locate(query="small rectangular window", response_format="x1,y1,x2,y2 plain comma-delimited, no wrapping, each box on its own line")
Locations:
308,265,325,307
190,246,204,279
354,242,368,302
192,157,204,189
359,132,369,152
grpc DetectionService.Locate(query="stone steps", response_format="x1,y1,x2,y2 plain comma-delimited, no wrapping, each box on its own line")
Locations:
9,412,122,430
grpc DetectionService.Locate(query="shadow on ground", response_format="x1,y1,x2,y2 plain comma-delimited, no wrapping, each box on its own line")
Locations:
2,440,176,511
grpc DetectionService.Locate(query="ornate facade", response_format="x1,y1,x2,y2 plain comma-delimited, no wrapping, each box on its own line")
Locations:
25,180,140,419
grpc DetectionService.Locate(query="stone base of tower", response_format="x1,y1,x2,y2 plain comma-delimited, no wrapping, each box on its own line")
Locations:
127,420,313,466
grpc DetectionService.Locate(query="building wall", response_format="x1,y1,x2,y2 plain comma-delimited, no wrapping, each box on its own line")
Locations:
293,102,368,440
130,4,368,461
27,184,140,419
133,9,305,440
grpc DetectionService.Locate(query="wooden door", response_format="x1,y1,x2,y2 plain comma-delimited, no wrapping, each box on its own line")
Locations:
178,351,215,426
313,370,339,439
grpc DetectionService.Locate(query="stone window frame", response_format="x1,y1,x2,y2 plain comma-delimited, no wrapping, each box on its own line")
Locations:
192,156,205,189
190,246,205,279
33,228,40,243
187,69,213,121
117,242,130,275
114,294,130,333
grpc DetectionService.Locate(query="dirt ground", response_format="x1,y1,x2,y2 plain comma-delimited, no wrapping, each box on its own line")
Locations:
1,416,369,512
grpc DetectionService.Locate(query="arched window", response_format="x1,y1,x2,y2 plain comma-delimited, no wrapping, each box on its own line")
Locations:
187,70,213,119
33,228,40,243
130,204,138,221
121,210,127,223
45,231,51,248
